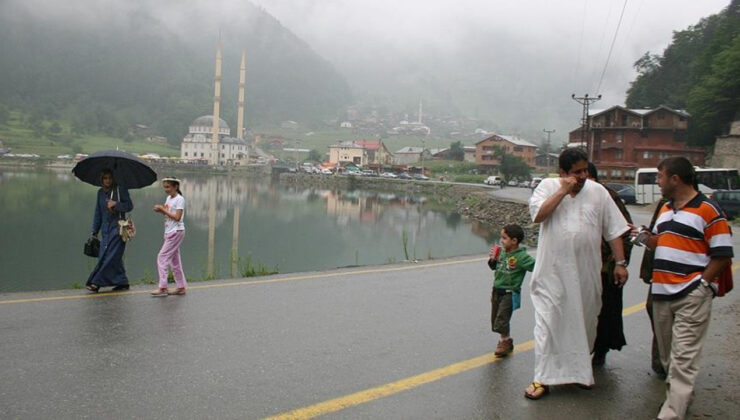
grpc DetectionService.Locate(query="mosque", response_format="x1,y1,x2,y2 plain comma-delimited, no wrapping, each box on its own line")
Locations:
180,43,250,165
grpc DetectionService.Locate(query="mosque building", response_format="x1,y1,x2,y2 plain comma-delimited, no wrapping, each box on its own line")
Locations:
180,43,249,165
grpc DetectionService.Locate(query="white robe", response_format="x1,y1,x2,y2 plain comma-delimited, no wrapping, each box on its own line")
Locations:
528,178,628,385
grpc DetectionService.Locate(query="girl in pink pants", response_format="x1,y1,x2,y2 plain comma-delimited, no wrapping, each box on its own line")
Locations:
151,177,187,297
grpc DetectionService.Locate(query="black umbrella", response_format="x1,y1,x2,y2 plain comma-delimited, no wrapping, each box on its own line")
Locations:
72,150,158,189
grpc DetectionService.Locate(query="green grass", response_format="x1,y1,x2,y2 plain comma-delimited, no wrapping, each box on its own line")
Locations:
0,111,179,157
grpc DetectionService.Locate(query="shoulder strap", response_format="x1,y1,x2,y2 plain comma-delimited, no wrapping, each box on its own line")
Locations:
117,187,125,220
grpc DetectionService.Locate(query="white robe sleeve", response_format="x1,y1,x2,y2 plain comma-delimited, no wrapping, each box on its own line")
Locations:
529,178,558,222
601,188,629,242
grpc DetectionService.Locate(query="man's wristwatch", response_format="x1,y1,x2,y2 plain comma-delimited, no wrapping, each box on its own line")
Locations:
700,278,718,296
615,260,627,267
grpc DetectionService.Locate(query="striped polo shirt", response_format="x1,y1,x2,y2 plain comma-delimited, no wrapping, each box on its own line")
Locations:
651,193,733,300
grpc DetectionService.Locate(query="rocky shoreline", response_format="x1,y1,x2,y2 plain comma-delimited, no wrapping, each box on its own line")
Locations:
279,173,539,245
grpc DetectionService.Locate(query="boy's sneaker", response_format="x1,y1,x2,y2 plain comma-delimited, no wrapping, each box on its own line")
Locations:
494,338,514,357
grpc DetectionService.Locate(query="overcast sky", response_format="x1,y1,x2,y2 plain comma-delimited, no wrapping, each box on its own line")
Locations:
254,0,729,134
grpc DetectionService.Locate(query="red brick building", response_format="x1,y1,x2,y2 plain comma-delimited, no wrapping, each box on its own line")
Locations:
568,105,705,182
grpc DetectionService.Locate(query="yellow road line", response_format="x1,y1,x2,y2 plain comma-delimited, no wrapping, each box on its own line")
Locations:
263,300,674,420
266,341,536,420
0,257,487,305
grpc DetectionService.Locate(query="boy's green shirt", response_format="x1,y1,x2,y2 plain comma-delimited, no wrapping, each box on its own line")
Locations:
492,247,536,291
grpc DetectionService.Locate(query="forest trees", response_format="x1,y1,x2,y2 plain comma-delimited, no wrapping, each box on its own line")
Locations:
626,0,740,145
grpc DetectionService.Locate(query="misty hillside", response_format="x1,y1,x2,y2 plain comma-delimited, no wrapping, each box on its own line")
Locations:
0,0,352,143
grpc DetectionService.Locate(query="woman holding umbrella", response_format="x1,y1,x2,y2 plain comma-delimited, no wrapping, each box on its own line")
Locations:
86,169,134,292
74,150,156,292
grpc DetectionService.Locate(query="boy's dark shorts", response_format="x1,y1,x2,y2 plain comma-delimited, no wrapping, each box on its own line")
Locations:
491,287,513,335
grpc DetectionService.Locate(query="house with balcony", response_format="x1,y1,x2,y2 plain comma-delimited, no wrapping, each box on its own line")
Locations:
568,105,705,182
475,134,538,170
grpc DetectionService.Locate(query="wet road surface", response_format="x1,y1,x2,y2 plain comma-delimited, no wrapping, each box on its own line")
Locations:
1,201,738,419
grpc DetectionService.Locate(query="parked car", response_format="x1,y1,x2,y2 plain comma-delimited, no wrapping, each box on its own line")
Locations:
320,168,333,175
713,190,740,220
380,172,398,178
507,180,517,187
413,174,430,181
604,183,637,204
484,176,502,186
518,180,530,188
361,170,378,177
398,172,412,180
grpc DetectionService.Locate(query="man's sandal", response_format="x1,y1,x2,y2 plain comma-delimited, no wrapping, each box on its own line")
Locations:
86,284,100,293
524,382,549,400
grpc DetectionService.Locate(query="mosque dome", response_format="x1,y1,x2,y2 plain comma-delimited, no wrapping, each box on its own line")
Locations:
190,115,229,130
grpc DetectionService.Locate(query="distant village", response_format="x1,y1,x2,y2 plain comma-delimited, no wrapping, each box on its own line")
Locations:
173,101,738,186
4,40,738,185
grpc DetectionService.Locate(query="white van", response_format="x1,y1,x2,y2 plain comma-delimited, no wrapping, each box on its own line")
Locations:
484,176,502,186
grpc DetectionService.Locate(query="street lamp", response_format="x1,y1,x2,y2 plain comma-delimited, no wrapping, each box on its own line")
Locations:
421,138,425,176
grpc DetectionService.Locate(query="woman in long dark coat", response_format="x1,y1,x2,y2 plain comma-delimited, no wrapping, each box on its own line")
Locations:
86,169,134,292
588,163,633,366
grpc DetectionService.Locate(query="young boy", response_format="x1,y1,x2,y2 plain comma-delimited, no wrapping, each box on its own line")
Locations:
487,224,536,357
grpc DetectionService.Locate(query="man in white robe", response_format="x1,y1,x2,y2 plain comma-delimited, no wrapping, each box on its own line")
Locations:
524,148,629,399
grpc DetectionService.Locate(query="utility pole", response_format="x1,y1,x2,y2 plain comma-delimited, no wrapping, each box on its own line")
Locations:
571,94,601,161
543,128,555,174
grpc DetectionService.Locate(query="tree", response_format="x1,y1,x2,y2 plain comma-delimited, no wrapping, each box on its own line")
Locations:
492,146,531,183
448,141,465,161
687,34,740,143
308,149,323,162
625,1,740,145
49,121,62,135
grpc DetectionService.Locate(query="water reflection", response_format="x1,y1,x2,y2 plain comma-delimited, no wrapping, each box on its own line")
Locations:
0,168,498,292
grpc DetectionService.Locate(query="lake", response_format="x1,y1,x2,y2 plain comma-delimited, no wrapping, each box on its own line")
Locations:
0,168,498,292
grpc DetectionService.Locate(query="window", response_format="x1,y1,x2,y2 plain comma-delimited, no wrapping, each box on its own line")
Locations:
611,169,622,177
615,131,623,142
643,151,652,159
621,115,628,126
184,152,188,157
615,150,622,159
514,146,523,152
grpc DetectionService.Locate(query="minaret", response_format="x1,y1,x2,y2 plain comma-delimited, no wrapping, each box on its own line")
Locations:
211,40,223,165
418,98,423,124
236,51,246,140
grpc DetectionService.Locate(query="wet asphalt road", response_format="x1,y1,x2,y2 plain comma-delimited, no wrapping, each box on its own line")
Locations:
1,192,738,419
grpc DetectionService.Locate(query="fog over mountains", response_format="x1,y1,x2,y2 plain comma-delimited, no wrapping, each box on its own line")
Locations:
0,0,730,145
0,0,351,141
257,0,730,144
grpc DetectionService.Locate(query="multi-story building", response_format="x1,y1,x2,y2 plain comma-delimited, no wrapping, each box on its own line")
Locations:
328,140,391,167
568,105,705,182
475,134,538,170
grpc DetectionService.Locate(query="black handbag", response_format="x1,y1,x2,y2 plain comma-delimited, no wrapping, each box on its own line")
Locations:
84,236,100,258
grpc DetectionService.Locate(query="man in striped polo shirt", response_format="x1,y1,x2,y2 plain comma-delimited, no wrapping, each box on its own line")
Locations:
633,157,733,420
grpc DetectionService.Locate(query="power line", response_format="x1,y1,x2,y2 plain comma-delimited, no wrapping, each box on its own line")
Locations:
596,0,629,94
